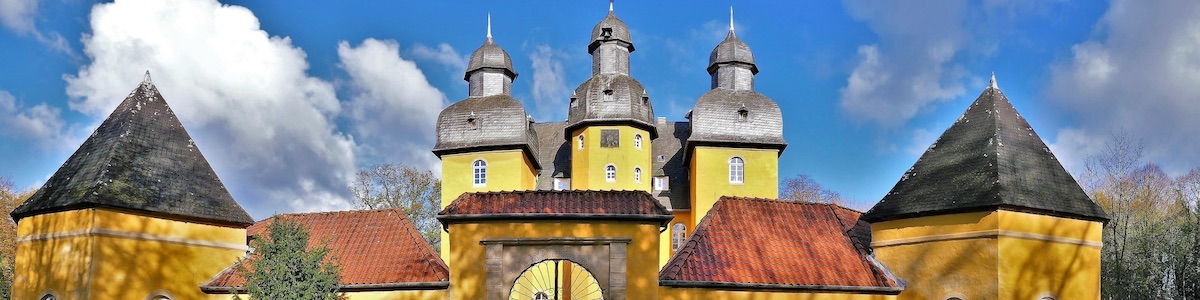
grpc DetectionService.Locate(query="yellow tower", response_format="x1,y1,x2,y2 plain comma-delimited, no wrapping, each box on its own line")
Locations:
566,5,656,193
861,75,1108,300
8,74,254,300
686,12,786,232
433,16,540,263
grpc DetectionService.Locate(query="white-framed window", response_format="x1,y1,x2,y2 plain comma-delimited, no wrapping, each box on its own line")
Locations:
553,178,571,190
671,223,686,251
634,167,642,183
473,159,487,187
634,134,643,149
605,165,617,182
654,176,669,191
578,134,585,150
729,157,744,184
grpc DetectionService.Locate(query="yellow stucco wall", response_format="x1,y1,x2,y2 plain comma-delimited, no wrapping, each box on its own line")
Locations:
570,126,652,192
659,287,898,300
871,210,1103,300
689,146,778,228
447,220,662,300
13,208,247,300
439,149,538,264
658,211,693,268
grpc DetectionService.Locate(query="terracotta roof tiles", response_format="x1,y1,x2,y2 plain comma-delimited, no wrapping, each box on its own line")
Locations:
660,197,901,293
437,190,672,226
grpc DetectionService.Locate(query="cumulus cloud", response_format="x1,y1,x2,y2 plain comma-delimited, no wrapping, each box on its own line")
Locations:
528,44,570,121
839,0,971,127
409,43,467,72
0,90,67,148
0,0,73,54
65,0,356,216
338,38,446,171
1047,0,1200,175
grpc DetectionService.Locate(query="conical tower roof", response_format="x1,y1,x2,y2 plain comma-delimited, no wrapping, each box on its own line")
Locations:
11,74,254,226
861,75,1108,223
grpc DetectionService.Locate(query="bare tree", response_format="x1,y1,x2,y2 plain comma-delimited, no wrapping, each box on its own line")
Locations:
348,163,440,252
780,174,845,205
0,178,33,299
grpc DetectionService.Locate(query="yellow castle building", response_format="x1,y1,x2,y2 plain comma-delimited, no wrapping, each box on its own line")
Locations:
10,5,1107,300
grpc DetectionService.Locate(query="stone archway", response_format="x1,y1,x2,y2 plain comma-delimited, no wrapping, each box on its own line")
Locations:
482,237,630,300
509,259,603,300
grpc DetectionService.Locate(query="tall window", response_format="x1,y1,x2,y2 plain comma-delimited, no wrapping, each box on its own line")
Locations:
654,176,669,191
473,160,487,186
729,157,744,184
634,134,643,149
671,223,686,251
578,134,585,150
605,165,617,182
634,167,642,183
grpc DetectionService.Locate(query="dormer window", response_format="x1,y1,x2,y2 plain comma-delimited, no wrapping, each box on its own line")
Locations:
467,116,479,130
737,107,749,122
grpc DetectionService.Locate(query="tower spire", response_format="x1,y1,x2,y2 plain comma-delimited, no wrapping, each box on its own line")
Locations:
730,6,735,34
989,72,998,89
142,70,152,84
609,0,614,12
486,13,492,39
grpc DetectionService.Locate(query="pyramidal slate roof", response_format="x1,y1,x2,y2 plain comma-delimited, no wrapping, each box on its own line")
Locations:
861,77,1108,223
11,74,254,226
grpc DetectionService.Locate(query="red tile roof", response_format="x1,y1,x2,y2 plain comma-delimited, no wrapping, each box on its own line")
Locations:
201,209,448,293
438,190,672,224
659,197,901,293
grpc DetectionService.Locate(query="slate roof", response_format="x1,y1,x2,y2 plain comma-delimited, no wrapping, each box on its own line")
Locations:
532,122,572,189
660,197,901,293
437,190,672,225
708,30,757,74
567,74,657,139
11,77,253,226
688,89,786,149
201,209,449,293
465,37,516,80
589,10,633,52
861,80,1109,223
433,94,539,167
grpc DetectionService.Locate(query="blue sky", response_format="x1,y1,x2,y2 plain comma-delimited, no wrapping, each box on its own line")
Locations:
2,0,1198,219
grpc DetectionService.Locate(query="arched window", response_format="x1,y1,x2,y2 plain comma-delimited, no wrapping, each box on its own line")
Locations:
729,157,745,184
41,295,56,300
605,165,617,182
671,223,686,251
634,167,642,183
634,134,643,149
578,134,585,150
473,160,487,186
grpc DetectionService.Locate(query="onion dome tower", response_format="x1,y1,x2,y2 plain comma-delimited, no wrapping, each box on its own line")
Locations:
567,3,656,191
685,8,786,224
433,15,540,261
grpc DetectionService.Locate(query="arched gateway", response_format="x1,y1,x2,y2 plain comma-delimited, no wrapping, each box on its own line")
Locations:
438,190,672,300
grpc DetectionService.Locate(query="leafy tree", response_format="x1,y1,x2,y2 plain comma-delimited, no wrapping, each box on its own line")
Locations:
348,163,440,251
235,216,342,300
780,174,845,205
0,178,34,300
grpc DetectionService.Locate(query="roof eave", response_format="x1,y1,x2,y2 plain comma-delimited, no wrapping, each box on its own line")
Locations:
564,118,660,140
11,202,254,228
432,143,542,170
861,204,1111,224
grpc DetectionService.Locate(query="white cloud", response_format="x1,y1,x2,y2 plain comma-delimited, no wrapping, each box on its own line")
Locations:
1047,0,1200,175
65,0,357,217
0,90,67,148
528,44,570,121
0,0,73,54
839,0,970,127
338,38,446,171
410,42,467,72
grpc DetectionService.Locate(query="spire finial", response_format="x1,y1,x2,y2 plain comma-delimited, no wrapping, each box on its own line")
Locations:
609,0,614,12
989,72,997,89
486,13,492,39
730,6,735,33
142,70,152,84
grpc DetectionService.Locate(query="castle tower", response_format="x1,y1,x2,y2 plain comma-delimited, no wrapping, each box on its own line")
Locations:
566,3,657,192
861,75,1109,300
9,73,254,300
433,15,540,262
686,9,786,233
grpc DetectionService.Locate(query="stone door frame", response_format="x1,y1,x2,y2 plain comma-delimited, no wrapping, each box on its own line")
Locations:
481,237,630,300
